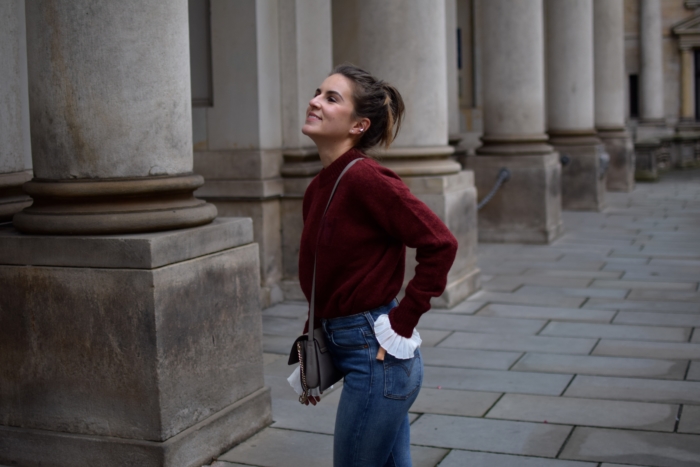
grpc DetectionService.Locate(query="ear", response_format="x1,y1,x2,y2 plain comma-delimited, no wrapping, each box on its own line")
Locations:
350,118,371,136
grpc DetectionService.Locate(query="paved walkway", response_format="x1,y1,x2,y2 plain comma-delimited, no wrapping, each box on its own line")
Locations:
213,169,700,467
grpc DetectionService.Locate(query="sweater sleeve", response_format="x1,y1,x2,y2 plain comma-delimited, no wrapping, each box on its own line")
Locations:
354,163,458,337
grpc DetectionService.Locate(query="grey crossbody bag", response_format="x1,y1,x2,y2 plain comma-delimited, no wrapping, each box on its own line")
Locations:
287,158,362,404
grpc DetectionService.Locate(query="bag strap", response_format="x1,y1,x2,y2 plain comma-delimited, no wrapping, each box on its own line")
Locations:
308,158,363,338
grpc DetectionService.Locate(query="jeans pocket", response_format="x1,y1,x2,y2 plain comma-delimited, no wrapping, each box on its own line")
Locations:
329,327,369,350
383,350,423,400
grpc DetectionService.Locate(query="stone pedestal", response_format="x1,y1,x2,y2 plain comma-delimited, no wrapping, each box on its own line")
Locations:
634,139,661,181
0,0,32,221
599,129,635,192
639,0,667,136
474,0,562,243
552,133,607,211
0,219,272,467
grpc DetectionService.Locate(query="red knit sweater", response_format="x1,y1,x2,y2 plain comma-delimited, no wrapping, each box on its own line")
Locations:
299,148,458,338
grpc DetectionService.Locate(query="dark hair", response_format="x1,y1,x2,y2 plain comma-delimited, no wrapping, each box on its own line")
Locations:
332,64,405,151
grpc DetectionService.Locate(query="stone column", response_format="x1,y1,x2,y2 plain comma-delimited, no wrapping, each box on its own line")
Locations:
594,0,635,192
0,0,32,222
546,0,606,211
468,0,562,243
446,0,461,141
192,0,284,307
279,0,333,300
638,0,668,137
0,2,270,466
356,0,480,305
680,47,695,123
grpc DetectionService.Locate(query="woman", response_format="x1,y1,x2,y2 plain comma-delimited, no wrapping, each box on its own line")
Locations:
289,64,458,467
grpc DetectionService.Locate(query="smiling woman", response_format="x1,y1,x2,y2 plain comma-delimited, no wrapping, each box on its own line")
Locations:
288,64,458,467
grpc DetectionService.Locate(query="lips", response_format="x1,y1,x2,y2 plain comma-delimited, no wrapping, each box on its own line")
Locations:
307,112,321,121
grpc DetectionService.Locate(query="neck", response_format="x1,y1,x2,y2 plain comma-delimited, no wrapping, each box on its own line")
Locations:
316,139,356,168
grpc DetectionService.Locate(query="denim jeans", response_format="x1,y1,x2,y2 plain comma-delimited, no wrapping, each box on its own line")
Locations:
322,300,423,467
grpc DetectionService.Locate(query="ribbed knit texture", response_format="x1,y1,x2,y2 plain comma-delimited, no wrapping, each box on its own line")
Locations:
300,148,458,338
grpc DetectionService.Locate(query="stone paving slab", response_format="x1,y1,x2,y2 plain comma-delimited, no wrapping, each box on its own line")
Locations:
476,304,615,323
409,388,501,417
591,279,698,291
539,321,691,342
599,464,650,467
523,269,623,279
438,331,598,355
592,339,700,360
418,313,547,335
416,329,452,346
423,366,572,395
613,311,700,327
261,316,306,336
560,426,700,467
688,361,700,381
482,275,593,292
480,261,606,274
693,329,699,343
486,393,678,432
512,353,688,380
263,335,296,355
627,289,700,302
410,414,572,458
433,300,485,314
262,303,307,319
515,285,629,299
678,405,700,434
420,347,522,370
437,450,596,467
466,290,586,308
584,298,700,313
564,375,700,405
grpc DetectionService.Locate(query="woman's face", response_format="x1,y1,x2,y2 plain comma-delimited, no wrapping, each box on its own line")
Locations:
301,73,364,142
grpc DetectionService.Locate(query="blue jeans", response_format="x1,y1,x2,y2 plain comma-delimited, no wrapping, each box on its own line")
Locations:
322,300,423,467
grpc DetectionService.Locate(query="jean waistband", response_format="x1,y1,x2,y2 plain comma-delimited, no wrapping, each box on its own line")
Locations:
323,298,399,331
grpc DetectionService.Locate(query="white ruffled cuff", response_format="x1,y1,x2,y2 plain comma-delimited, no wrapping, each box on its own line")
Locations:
373,313,421,359
287,365,323,397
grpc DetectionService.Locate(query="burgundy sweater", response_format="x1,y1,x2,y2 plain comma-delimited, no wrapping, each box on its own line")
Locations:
299,148,458,338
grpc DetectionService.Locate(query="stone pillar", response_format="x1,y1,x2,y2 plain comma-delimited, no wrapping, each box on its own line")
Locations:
679,47,695,123
468,0,562,243
192,0,284,307
594,0,635,192
546,0,606,211
0,0,32,222
279,0,332,300
0,2,270,466
638,0,668,138
356,0,480,305
446,0,461,141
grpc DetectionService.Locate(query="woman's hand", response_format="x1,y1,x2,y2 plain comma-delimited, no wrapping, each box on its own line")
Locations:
303,395,321,406
376,346,386,361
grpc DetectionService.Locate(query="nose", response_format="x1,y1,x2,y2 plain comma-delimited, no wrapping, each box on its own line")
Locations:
308,94,321,108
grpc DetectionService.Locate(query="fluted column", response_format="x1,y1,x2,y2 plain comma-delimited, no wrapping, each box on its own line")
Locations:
680,47,695,122
14,1,216,234
192,0,284,306
640,0,665,125
0,0,32,221
279,0,333,300
594,0,635,192
546,0,606,211
469,0,562,243
355,0,480,305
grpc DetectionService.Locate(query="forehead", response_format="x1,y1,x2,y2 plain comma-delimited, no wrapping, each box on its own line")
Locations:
320,73,354,98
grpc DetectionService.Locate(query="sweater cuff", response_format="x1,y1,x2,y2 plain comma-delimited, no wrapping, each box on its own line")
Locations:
373,314,421,359
388,304,421,338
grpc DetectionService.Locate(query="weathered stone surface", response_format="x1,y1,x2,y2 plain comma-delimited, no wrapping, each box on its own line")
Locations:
539,321,691,342
439,331,597,355
416,329,453,347
421,347,521,370
678,405,700,434
410,388,501,417
477,303,615,323
627,289,700,302
219,428,333,467
593,339,700,360
512,354,687,380
466,290,586,308
434,300,486,314
564,375,700,405
688,361,700,381
584,298,700,313
523,269,623,279
410,414,572,457
613,311,700,327
487,393,678,431
560,427,700,467
515,285,628,299
0,218,253,269
423,366,573,395
438,449,597,467
419,313,546,335
482,274,593,292
557,143,607,211
592,279,698,291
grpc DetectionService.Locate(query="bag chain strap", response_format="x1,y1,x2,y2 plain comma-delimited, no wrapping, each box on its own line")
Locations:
297,341,309,404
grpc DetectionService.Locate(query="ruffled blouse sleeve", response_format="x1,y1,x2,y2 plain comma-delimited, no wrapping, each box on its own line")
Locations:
373,313,422,359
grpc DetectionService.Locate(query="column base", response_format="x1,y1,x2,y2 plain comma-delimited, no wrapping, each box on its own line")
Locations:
0,388,271,467
13,174,217,235
634,139,661,181
551,134,607,211
0,218,270,467
467,153,563,244
597,129,635,192
0,170,32,222
660,133,700,169
635,119,673,141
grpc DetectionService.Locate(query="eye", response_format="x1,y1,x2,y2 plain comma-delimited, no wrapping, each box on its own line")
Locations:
327,96,337,103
